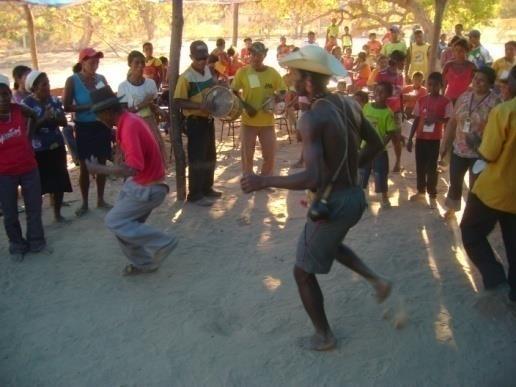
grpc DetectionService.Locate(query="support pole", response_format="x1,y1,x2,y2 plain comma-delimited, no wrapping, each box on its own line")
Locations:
169,0,187,200
232,2,239,48
23,4,39,70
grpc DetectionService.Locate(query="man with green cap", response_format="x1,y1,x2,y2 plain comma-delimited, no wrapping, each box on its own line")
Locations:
241,45,391,351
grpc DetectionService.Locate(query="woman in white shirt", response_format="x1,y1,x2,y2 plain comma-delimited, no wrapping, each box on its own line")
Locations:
118,50,166,163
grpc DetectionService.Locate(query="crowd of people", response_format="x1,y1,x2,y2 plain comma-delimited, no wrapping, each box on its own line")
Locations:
0,19,515,351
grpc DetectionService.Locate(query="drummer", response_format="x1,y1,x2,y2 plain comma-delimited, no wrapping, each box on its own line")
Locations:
173,40,222,206
231,42,287,177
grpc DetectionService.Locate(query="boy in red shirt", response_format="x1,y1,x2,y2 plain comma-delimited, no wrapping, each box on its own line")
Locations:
406,72,453,209
86,86,177,276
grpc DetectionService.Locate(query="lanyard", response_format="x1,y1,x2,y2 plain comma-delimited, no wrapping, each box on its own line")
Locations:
468,92,490,117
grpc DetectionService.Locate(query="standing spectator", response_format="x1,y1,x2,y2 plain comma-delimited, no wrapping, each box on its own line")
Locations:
326,13,343,45
440,36,460,68
231,42,286,177
173,41,220,206
402,72,428,117
353,52,372,90
468,30,493,68
406,72,453,209
277,36,291,62
240,37,253,65
118,50,166,164
360,81,398,208
227,47,243,78
342,47,354,71
341,26,353,51
304,31,319,47
405,28,430,81
442,38,476,104
367,54,388,88
12,65,31,104
0,74,46,261
460,66,516,301
325,36,338,53
440,67,501,219
375,50,406,172
437,33,448,59
143,42,163,89
63,47,112,217
454,24,464,39
23,71,73,222
492,41,516,86
367,32,383,58
86,86,177,276
211,38,230,77
381,25,407,57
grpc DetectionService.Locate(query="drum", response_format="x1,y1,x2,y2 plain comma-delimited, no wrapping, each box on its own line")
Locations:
203,86,242,121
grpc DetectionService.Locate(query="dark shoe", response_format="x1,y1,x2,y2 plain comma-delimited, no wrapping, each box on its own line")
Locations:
205,189,222,198
188,197,215,207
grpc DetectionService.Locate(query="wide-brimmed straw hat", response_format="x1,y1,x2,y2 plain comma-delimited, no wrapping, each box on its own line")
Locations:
90,86,123,113
25,70,44,91
279,45,348,77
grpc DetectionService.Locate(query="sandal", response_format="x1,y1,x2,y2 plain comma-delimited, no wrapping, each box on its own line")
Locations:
122,264,158,276
75,206,89,217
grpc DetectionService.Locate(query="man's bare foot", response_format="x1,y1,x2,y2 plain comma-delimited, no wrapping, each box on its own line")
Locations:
54,215,70,223
297,332,336,351
374,278,392,303
75,206,89,217
97,201,112,210
392,164,402,173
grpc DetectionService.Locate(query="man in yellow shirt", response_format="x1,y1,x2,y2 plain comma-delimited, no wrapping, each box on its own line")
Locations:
492,41,515,86
405,28,430,81
231,42,286,176
173,40,220,206
460,66,516,302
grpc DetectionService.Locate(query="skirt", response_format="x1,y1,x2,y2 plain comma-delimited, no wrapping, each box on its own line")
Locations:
75,121,112,161
35,146,73,194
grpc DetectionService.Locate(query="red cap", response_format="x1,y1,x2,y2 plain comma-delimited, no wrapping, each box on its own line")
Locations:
79,48,104,62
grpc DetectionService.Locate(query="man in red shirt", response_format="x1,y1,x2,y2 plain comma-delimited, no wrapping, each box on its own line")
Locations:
86,86,177,276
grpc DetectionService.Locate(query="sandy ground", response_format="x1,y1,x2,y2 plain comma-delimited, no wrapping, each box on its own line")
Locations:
1,121,516,386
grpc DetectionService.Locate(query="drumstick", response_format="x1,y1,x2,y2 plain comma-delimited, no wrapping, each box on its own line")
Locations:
234,93,257,117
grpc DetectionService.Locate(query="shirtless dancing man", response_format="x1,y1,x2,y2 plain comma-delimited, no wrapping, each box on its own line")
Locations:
241,46,392,351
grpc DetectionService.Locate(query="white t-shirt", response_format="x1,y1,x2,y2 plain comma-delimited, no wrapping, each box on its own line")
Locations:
117,78,158,118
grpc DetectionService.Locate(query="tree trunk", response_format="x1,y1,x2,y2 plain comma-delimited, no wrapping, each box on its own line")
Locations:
169,0,187,201
23,4,38,70
78,14,94,49
140,2,156,42
428,0,448,72
232,2,239,48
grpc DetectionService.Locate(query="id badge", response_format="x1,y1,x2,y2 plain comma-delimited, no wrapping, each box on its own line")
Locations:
248,74,260,88
462,118,471,133
423,123,435,133
96,80,106,89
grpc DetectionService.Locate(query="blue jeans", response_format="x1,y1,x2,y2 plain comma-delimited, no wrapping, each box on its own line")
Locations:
359,150,389,193
0,168,46,254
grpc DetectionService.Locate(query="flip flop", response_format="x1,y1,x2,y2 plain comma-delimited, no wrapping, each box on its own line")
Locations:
122,264,158,276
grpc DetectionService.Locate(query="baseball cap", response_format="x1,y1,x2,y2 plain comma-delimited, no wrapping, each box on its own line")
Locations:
25,70,44,91
190,40,209,59
468,29,481,38
79,47,104,62
390,25,400,33
250,42,268,55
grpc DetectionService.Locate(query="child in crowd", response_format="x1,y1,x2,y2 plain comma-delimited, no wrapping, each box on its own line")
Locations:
402,71,428,118
406,72,453,209
367,54,388,88
353,90,369,108
359,81,397,208
342,47,354,71
353,52,372,91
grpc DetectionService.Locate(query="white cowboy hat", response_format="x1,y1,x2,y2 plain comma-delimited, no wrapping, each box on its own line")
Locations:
0,74,10,88
25,70,44,91
279,45,348,77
